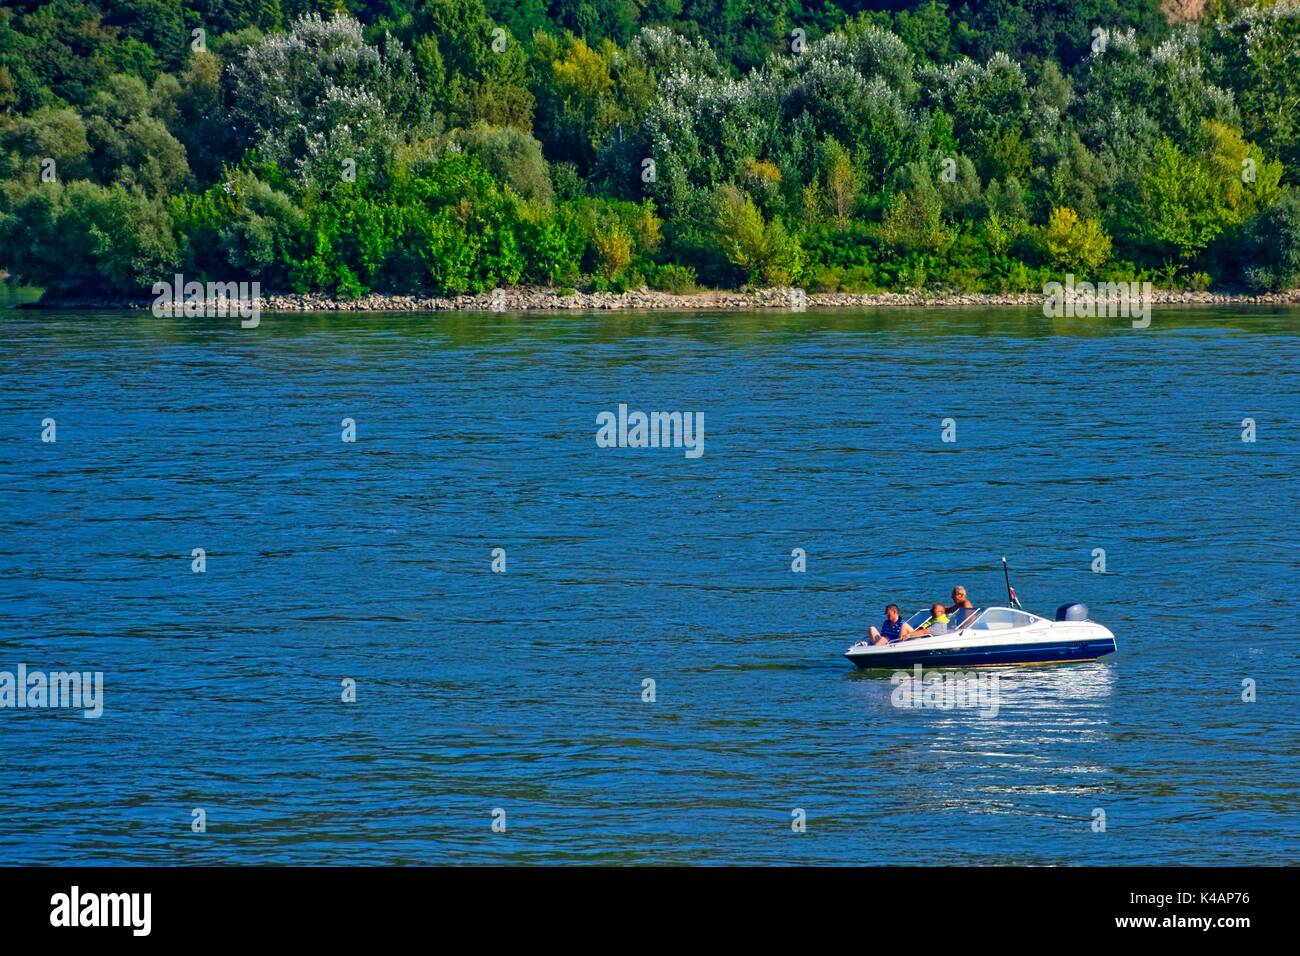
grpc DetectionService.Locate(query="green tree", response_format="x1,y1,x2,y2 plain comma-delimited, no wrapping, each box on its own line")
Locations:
405,0,533,132
1207,3,1300,169
882,161,949,253
0,107,91,200
83,74,190,196
821,139,856,229
455,124,554,205
0,180,178,294
1241,191,1300,292
530,33,620,173
592,220,633,280
712,185,802,285
227,13,426,184
1044,206,1112,273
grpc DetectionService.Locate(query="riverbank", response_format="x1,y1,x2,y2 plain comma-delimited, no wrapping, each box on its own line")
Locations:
21,285,1300,312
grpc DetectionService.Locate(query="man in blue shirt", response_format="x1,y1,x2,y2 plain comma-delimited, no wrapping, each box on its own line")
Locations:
869,604,907,645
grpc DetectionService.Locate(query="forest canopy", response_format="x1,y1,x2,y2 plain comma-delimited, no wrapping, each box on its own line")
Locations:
1,0,1298,297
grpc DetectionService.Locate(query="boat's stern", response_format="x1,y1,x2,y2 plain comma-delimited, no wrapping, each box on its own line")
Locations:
1091,622,1118,658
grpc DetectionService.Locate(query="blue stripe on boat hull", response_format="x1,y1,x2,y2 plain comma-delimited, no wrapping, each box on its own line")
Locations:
845,638,1116,670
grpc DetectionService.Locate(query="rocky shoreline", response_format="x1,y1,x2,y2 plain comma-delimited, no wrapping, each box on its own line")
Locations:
24,285,1300,312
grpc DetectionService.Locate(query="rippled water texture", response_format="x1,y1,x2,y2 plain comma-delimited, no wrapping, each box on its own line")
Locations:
0,305,1296,864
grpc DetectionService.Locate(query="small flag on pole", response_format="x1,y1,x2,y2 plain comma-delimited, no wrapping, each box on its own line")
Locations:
1002,557,1022,608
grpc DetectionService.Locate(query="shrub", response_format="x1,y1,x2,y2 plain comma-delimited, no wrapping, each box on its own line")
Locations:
455,124,554,205
649,263,698,293
592,221,633,280
0,181,178,295
1044,206,1112,272
713,185,805,286
882,163,949,253
1241,191,1300,291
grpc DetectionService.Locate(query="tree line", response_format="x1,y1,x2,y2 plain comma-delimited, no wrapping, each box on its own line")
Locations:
1,0,1298,298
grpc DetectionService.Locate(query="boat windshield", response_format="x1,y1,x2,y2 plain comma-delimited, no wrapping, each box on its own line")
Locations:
902,606,1039,632
904,609,933,629
948,606,980,630
963,607,1040,630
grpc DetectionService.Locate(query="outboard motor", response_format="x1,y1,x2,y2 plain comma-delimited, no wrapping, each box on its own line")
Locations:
1055,603,1089,622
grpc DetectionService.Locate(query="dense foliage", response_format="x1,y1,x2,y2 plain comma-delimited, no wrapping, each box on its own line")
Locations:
2,0,1299,297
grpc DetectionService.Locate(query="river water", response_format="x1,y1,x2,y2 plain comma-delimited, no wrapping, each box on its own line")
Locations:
0,304,1296,864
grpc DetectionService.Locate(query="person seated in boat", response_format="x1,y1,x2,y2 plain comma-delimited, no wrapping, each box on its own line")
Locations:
907,603,951,638
945,586,974,626
868,604,908,645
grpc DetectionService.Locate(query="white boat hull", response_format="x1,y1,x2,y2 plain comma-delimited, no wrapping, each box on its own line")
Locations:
844,619,1117,670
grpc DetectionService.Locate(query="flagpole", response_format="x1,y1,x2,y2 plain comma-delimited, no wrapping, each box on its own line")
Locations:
1002,556,1012,606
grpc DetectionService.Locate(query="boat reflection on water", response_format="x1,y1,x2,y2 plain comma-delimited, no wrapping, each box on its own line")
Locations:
850,654,1115,713
847,661,1118,807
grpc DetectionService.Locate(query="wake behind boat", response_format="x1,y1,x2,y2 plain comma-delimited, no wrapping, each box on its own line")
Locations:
844,603,1117,669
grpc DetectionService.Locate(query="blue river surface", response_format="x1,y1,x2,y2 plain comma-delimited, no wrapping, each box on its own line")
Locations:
0,304,1296,865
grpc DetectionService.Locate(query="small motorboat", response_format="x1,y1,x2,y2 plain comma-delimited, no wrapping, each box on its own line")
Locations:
844,603,1117,670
